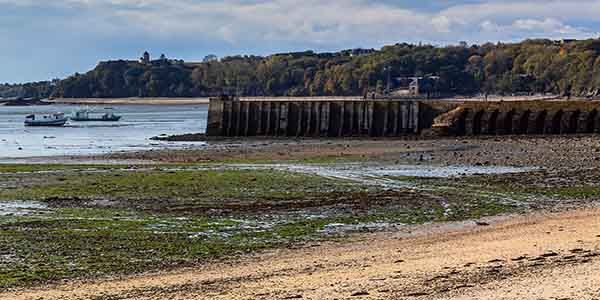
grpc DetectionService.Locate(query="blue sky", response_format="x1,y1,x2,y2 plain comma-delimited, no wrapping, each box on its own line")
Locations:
1,0,600,83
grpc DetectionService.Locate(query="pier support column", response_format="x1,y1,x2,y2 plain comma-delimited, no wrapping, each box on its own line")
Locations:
338,102,345,137
319,102,330,136
356,102,365,135
496,110,515,135
411,101,420,134
255,102,264,136
307,102,315,136
390,102,399,136
401,102,409,134
382,102,390,136
343,102,354,136
279,102,289,136
367,102,375,136
206,99,225,136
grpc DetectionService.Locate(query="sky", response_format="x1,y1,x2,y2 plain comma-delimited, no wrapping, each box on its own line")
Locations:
1,0,600,83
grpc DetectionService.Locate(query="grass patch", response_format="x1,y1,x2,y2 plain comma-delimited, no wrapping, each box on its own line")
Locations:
0,165,528,289
0,193,517,289
531,186,600,199
0,209,271,288
0,164,134,173
0,169,358,212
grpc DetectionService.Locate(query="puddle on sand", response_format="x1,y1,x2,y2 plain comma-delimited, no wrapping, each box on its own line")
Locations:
0,201,48,216
221,163,531,178
368,165,533,178
320,222,404,235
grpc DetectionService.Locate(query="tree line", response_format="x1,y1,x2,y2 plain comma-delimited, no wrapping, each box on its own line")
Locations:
4,38,600,99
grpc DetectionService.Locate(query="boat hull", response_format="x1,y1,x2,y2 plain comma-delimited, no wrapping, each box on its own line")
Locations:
24,119,68,127
70,116,121,122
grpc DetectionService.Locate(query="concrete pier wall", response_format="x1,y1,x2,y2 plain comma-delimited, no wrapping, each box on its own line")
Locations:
438,101,600,136
207,99,421,137
208,98,600,138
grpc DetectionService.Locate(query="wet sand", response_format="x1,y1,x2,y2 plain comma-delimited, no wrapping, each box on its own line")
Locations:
8,135,600,170
4,208,600,300
86,135,600,170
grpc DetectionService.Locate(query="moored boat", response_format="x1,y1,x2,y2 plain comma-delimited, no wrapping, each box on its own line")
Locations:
70,109,122,122
24,113,68,127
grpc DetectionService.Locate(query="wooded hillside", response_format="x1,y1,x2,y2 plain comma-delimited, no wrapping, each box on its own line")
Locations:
4,39,600,99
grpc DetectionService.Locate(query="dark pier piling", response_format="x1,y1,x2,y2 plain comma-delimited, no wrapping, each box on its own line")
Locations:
207,98,421,137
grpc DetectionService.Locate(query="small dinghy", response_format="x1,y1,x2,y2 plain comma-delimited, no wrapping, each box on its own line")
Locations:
24,113,68,127
70,109,121,122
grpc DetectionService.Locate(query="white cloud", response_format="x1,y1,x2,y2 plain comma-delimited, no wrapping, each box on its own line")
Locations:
106,0,434,46
438,0,600,38
6,0,600,82
480,20,501,33
477,17,593,41
2,0,600,47
512,18,581,34
431,15,453,33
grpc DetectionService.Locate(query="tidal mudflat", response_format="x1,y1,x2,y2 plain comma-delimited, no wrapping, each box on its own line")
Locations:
3,136,600,299
0,160,538,288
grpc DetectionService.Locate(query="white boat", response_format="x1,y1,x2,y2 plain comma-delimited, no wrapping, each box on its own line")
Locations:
71,109,121,122
24,113,68,127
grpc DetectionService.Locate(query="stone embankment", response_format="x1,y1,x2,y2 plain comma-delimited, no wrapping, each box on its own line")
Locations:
435,100,600,136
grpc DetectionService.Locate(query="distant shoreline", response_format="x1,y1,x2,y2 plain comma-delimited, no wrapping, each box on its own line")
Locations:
27,95,581,107
47,98,210,105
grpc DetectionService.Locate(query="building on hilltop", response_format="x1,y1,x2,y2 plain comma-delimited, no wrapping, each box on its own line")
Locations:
392,76,441,98
203,54,219,63
138,52,186,65
365,76,442,99
140,51,150,64
554,39,577,46
341,48,376,57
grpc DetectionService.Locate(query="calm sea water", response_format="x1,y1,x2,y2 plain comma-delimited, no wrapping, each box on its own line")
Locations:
0,104,208,159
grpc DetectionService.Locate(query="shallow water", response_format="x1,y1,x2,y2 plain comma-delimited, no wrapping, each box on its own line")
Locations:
0,104,208,158
215,163,533,188
0,201,48,216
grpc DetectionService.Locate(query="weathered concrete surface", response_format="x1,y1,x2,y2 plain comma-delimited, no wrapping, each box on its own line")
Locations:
434,100,600,136
209,98,600,138
207,98,421,137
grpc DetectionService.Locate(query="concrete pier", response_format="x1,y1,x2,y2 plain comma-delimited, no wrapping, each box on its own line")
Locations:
208,97,600,138
439,101,600,136
207,98,421,137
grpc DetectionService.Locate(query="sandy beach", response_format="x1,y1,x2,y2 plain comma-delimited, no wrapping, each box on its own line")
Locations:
3,208,600,300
